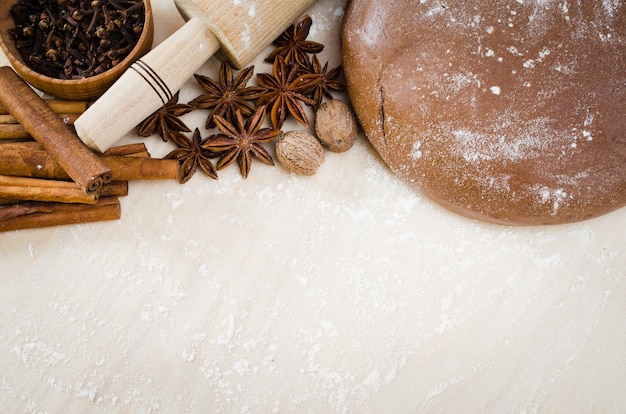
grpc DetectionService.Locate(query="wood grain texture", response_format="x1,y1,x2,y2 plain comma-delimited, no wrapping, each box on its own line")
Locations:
74,18,220,152
176,0,317,68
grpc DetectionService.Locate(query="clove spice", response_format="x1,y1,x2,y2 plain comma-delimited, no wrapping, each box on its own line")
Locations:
8,0,145,79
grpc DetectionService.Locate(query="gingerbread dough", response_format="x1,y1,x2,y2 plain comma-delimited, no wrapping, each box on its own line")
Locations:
342,0,626,225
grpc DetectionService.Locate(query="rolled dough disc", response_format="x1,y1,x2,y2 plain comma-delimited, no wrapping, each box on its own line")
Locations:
342,0,626,225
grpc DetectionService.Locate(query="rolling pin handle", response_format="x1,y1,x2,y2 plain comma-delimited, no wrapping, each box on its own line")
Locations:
74,18,220,152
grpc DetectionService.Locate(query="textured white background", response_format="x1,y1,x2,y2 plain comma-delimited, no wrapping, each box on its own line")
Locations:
1,0,625,412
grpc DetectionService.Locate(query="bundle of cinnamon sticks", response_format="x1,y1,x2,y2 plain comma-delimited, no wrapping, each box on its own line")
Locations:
0,67,179,232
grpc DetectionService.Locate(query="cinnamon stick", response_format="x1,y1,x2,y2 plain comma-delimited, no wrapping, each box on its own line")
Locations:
0,198,19,206
0,141,179,181
0,123,29,140
100,156,179,180
100,181,129,197
0,197,121,232
0,114,81,140
1,99,85,140
0,175,98,204
102,143,151,158
0,181,128,205
0,67,111,193
0,113,81,125
0,115,18,123
0,99,88,115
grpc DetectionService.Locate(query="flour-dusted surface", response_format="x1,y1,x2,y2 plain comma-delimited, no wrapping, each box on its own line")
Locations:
1,0,626,412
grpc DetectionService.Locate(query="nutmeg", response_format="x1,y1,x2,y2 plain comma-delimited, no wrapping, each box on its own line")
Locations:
275,130,325,175
314,99,358,153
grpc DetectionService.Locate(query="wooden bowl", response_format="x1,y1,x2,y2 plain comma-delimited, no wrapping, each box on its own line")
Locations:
0,0,154,100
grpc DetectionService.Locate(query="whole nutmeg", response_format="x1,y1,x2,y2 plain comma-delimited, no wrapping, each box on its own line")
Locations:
276,131,325,176
314,99,358,152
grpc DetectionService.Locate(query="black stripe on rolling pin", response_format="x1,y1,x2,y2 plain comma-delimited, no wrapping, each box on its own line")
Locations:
130,60,173,105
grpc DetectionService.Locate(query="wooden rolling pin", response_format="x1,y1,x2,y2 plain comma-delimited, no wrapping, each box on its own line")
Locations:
74,0,317,152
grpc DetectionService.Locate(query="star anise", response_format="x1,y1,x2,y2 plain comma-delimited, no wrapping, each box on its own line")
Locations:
189,62,266,129
265,14,324,68
138,92,194,142
165,128,219,183
256,56,319,129
299,54,346,109
203,106,282,178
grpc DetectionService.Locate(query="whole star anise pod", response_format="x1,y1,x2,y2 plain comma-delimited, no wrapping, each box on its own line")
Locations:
165,128,219,183
203,106,282,178
189,62,266,129
138,92,194,142
265,14,324,68
299,54,346,109
256,56,319,129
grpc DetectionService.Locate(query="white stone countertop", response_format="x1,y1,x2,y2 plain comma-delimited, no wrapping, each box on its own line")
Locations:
1,0,625,412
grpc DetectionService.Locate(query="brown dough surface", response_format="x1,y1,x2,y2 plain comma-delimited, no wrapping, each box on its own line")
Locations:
342,0,626,225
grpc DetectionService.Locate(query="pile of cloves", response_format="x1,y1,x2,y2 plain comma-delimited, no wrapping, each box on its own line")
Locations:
8,0,145,79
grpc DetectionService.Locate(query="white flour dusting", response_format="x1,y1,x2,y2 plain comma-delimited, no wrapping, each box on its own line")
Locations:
446,115,559,164
533,185,570,214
